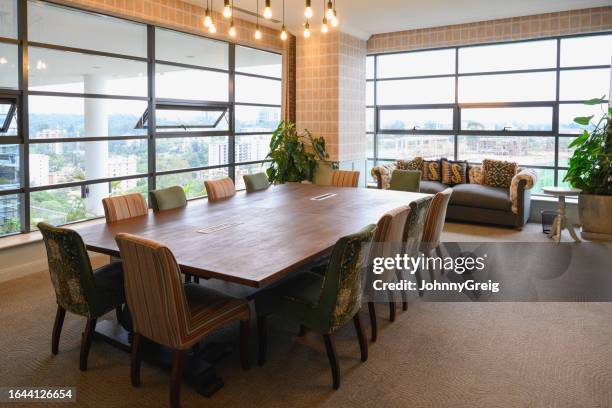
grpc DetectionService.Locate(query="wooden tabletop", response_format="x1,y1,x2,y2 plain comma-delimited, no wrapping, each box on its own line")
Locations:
75,183,430,288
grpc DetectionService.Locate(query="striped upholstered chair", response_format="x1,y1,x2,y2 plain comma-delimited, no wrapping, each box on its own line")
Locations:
204,177,236,202
115,233,250,408
330,170,360,188
38,222,125,371
102,193,148,223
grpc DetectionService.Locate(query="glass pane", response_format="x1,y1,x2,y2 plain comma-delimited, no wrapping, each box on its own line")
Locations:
559,103,609,134
0,194,20,236
366,82,374,106
460,107,553,132
458,135,555,166
28,1,147,57
561,34,612,67
0,144,20,190
0,42,18,88
235,75,281,105
377,134,454,160
531,168,555,194
236,46,281,78
29,96,148,138
156,168,228,200
366,134,374,158
0,98,18,136
155,107,229,133
0,0,18,38
235,105,280,132
366,108,374,132
236,163,269,191
560,69,610,101
29,139,148,187
459,72,556,103
156,136,229,172
366,56,374,80
30,178,148,226
366,159,376,184
156,28,228,70
156,64,228,102
558,137,576,168
377,77,455,105
236,134,271,163
377,49,455,78
379,109,453,131
29,47,148,96
459,40,556,73
557,169,570,190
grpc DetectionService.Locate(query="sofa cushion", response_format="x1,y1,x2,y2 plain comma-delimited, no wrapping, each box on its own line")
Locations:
441,159,468,185
420,181,447,194
397,157,423,171
482,159,517,189
450,184,511,211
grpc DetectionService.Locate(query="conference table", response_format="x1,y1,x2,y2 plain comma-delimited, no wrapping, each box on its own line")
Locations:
74,182,430,395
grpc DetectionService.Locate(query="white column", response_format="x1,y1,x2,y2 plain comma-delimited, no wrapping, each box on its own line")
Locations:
83,75,109,215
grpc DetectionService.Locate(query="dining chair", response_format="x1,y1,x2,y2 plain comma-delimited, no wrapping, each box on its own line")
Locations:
204,177,236,202
149,186,187,212
418,188,453,291
330,170,360,188
255,224,376,390
38,222,125,371
243,172,270,193
115,233,250,408
102,193,148,224
389,169,421,192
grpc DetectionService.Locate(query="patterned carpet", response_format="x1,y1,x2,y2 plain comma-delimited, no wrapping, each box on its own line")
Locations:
1,223,611,407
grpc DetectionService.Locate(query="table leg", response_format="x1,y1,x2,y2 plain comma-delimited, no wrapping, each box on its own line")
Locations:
548,216,558,239
567,222,582,243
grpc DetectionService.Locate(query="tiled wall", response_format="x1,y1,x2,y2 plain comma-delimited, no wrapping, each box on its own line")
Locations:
368,7,612,53
49,0,284,52
282,34,297,122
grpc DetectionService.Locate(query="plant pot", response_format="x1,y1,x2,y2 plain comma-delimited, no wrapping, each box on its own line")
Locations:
313,161,334,186
578,194,612,241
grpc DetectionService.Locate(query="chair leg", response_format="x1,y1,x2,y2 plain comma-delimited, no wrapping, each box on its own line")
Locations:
367,302,377,342
257,316,267,366
388,290,396,322
51,305,65,355
298,324,307,337
395,269,408,311
170,349,186,408
353,314,368,362
79,317,97,371
194,276,200,284
323,333,340,390
131,332,142,387
239,320,250,370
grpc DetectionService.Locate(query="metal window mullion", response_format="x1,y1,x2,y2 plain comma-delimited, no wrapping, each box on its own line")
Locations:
373,55,378,164
454,47,459,161
554,38,561,187
228,43,236,182
147,25,156,194
18,0,29,233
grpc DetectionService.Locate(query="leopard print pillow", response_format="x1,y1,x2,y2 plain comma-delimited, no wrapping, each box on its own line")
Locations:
482,159,517,189
397,157,423,172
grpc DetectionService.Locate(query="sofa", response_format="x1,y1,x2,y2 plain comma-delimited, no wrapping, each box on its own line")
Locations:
372,158,537,230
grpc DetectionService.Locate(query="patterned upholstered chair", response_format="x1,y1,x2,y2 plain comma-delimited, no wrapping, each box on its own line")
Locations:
419,188,453,289
330,170,360,188
38,222,125,371
204,177,236,202
115,233,250,408
149,186,187,212
243,172,270,193
255,224,376,390
389,169,421,192
399,197,432,300
102,193,148,223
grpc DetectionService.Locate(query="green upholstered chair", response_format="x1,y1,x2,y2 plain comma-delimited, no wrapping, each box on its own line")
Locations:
243,172,270,193
149,186,187,212
255,224,376,390
389,169,421,192
38,222,125,371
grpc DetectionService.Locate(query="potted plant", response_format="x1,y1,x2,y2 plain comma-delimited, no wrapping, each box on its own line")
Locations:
564,97,612,240
265,121,336,184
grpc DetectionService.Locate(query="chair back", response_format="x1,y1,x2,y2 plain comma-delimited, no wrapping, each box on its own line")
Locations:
38,222,94,316
403,197,432,259
204,177,236,202
330,170,360,188
149,186,187,212
115,233,190,349
319,224,376,330
243,172,270,193
102,193,148,223
390,169,421,192
420,188,453,253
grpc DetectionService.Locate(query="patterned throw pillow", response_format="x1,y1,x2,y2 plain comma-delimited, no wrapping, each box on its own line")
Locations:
468,165,484,185
397,157,423,171
422,159,442,181
482,159,517,189
441,159,468,185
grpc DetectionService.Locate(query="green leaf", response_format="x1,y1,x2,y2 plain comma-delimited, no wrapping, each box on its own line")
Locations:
584,96,605,106
573,115,594,126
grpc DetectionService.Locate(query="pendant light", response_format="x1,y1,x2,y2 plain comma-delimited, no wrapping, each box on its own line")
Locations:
331,0,338,27
325,0,333,19
204,0,212,27
304,20,311,38
280,0,288,40
304,0,313,19
223,0,232,18
264,0,272,19
255,0,262,39
320,0,328,33
208,0,217,33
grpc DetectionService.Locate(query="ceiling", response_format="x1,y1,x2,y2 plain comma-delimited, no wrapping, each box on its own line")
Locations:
184,0,611,40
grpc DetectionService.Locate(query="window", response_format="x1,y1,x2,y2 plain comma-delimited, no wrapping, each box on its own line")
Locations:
367,33,612,194
0,1,282,237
